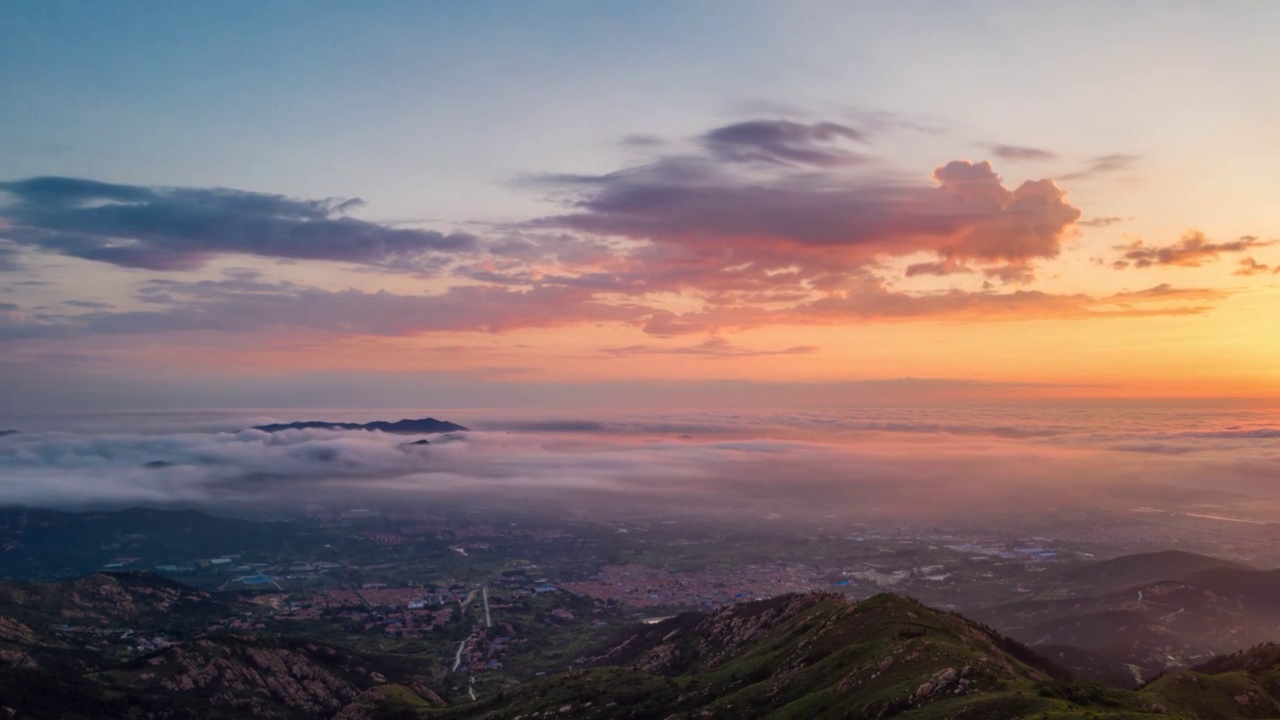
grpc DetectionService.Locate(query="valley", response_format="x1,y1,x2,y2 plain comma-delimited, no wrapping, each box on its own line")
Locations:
5,502,1280,717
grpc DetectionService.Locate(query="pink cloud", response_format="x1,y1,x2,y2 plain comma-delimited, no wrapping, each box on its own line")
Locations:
1113,231,1273,269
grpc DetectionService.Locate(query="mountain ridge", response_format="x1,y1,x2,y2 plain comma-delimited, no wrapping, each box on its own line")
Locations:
7,573,1280,717
1059,550,1251,595
250,417,469,434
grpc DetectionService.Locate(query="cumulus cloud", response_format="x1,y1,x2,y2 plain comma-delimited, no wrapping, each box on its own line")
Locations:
0,176,477,271
529,135,1081,296
536,157,1078,268
1112,231,1273,268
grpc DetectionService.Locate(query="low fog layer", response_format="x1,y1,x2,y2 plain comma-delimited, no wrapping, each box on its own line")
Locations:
1,405,1277,521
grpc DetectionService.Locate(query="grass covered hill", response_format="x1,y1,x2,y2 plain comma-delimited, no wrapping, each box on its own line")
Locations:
434,593,1158,720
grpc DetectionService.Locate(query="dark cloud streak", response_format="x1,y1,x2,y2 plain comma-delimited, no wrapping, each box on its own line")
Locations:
0,177,477,271
1059,153,1139,180
984,144,1058,162
601,337,818,358
701,120,868,167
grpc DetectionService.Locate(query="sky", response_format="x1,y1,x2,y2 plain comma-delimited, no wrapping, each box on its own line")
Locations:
2,0,1279,414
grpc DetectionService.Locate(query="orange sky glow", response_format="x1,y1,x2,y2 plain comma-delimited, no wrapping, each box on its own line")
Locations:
2,4,1279,411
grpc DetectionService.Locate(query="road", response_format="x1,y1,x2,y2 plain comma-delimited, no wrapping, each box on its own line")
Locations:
452,636,471,672
1138,589,1185,623
482,586,492,628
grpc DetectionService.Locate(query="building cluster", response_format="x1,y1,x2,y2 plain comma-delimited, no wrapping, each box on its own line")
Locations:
456,629,518,672
559,563,825,608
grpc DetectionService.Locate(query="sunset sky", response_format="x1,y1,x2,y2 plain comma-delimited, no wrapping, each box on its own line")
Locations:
3,1,1278,412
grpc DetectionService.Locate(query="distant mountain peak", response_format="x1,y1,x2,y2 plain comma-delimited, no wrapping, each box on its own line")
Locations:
250,417,468,434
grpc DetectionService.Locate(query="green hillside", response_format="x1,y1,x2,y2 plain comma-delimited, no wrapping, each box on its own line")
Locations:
429,593,1167,720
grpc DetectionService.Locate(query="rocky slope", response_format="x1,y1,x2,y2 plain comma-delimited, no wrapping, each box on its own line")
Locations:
0,572,443,719
102,635,445,719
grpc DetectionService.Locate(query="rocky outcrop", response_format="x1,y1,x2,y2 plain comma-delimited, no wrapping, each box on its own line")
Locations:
132,636,383,716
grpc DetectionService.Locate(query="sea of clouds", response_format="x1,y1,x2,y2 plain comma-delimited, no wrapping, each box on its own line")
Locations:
1,404,1277,516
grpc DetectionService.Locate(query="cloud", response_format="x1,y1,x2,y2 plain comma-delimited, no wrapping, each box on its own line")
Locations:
1078,216,1128,228
559,158,1078,264
618,133,664,148
0,241,21,272
0,426,920,508
1112,230,1273,268
1,409,1277,520
905,258,972,277
0,177,478,271
531,142,1082,294
0,425,997,512
634,277,1218,335
20,276,642,339
984,144,1058,162
601,337,818,358
1,267,1220,344
701,120,868,167
1106,283,1229,304
981,262,1037,285
1233,257,1278,276
905,257,1038,287
0,119,1236,358
1059,153,1140,180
